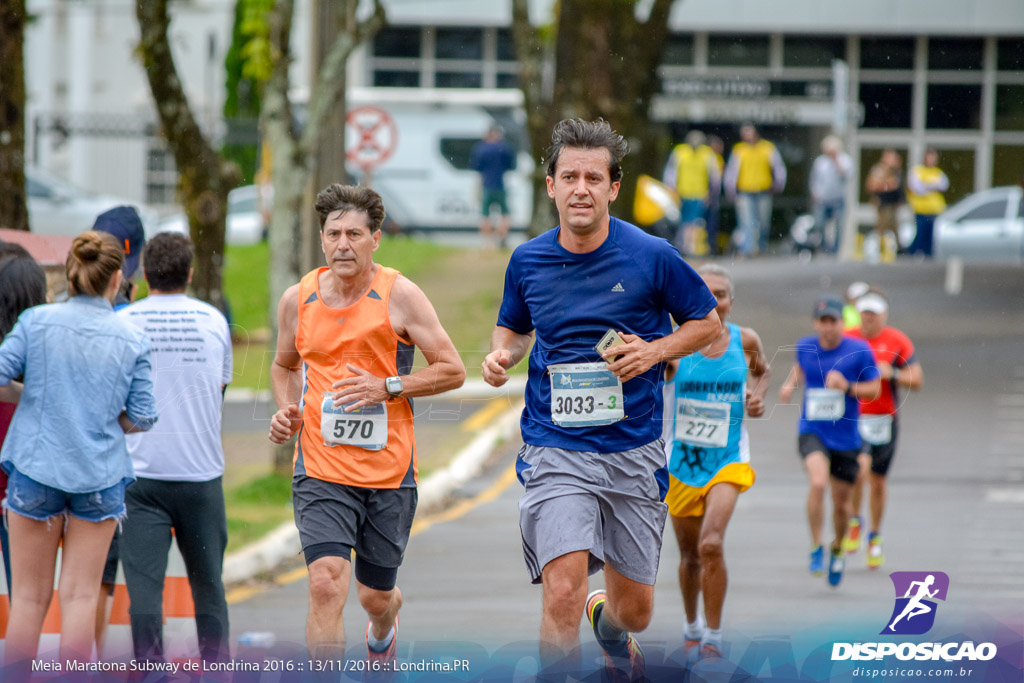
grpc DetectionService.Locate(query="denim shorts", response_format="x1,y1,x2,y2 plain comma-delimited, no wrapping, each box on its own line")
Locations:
2,467,127,523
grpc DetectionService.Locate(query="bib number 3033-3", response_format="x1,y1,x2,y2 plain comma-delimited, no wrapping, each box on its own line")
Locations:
548,362,624,428
675,398,730,448
805,388,845,421
321,393,388,450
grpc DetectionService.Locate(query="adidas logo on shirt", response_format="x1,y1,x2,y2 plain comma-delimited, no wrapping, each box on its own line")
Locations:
611,283,625,292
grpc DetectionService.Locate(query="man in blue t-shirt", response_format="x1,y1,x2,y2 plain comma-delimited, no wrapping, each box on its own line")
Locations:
482,118,720,681
779,297,880,588
470,126,517,249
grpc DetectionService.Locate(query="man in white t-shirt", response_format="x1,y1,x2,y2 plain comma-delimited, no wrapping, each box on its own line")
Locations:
117,232,233,666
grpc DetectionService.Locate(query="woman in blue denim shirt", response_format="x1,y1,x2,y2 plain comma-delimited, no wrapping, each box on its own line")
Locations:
0,231,158,673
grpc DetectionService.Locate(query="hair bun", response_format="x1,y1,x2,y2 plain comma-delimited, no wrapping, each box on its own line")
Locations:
73,235,104,262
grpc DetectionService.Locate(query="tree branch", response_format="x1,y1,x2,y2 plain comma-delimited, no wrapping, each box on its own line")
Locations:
299,0,386,154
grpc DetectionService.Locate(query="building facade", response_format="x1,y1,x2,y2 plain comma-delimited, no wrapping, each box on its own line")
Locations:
24,0,1024,233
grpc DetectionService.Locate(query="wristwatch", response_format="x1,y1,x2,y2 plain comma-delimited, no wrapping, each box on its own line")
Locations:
385,375,404,398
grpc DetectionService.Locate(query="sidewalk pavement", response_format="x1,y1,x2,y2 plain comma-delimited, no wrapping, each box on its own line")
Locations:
219,377,527,584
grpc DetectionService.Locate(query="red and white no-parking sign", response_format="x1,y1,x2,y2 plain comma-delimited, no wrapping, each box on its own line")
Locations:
346,106,398,170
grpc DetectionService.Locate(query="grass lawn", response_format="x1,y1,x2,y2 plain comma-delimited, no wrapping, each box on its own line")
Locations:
224,472,292,553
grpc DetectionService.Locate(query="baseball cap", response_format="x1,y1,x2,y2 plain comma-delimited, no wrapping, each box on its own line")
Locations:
813,297,844,320
92,206,145,279
846,281,870,301
856,293,889,315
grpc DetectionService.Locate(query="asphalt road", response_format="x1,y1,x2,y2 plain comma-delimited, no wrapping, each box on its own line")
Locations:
227,258,1024,679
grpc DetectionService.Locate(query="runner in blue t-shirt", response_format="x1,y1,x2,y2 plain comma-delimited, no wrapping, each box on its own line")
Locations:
779,297,880,588
482,119,720,681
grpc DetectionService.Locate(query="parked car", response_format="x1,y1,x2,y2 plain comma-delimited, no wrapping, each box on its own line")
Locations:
26,166,156,237
155,184,270,246
934,186,1024,264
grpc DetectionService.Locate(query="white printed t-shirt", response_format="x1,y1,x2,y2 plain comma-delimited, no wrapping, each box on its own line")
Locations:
119,293,233,481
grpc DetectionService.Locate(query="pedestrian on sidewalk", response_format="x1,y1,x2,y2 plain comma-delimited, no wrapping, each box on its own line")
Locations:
118,232,233,666
268,184,465,666
0,243,48,596
0,231,157,678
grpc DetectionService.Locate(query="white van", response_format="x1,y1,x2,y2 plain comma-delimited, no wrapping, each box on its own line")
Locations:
344,87,533,235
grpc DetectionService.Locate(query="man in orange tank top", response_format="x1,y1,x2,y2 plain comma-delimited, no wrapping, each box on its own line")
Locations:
268,184,466,666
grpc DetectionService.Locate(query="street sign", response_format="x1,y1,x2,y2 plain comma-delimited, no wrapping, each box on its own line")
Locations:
346,106,398,171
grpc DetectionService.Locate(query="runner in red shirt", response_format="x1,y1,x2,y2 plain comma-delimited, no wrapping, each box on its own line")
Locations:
845,291,924,568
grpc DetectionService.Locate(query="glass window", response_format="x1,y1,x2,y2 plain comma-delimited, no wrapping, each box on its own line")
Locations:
932,149,974,204
707,34,770,67
997,38,1024,71
859,83,913,128
439,137,480,171
496,28,516,61
995,85,1024,131
373,70,421,88
435,27,483,60
783,36,845,68
959,199,1008,222
435,71,482,89
993,145,1024,187
926,84,982,129
859,37,915,70
26,176,51,198
373,27,421,59
928,38,983,70
496,72,519,89
663,33,695,66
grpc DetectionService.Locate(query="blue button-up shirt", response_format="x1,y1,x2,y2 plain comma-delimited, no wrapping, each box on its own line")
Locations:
0,296,158,493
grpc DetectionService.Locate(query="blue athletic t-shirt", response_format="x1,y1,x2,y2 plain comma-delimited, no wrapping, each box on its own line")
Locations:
497,217,717,453
795,335,880,450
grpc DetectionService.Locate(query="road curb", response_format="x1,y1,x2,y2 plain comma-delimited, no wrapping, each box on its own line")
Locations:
222,400,524,585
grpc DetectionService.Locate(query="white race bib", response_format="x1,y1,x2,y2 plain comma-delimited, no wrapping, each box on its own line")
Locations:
675,398,731,449
548,362,624,427
805,388,845,421
859,414,893,445
321,393,388,450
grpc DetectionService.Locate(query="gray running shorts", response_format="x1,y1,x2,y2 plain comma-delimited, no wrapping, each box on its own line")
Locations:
292,474,417,569
516,440,668,586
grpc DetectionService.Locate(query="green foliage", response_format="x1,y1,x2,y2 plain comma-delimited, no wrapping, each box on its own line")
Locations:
224,0,269,119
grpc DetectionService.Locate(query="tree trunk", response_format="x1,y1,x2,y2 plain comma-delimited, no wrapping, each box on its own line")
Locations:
263,0,385,476
0,0,28,232
136,0,240,312
512,0,676,233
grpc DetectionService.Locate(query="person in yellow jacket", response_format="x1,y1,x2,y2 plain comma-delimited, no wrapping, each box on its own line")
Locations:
724,124,787,257
663,130,721,255
907,148,948,258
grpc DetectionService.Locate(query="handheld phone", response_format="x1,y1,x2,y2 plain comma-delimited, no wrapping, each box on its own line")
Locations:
595,328,626,364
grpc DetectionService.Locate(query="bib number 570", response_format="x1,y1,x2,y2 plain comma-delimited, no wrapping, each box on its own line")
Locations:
333,419,375,440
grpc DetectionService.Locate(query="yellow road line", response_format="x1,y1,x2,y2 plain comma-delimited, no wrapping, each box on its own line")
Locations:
460,397,510,432
226,463,518,605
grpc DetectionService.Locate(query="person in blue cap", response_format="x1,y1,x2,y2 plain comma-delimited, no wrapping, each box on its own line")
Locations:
93,206,146,311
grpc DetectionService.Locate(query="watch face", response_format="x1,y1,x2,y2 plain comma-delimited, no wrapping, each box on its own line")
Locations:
386,376,402,395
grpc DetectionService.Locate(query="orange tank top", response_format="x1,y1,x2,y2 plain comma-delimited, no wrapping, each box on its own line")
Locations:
294,265,416,488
